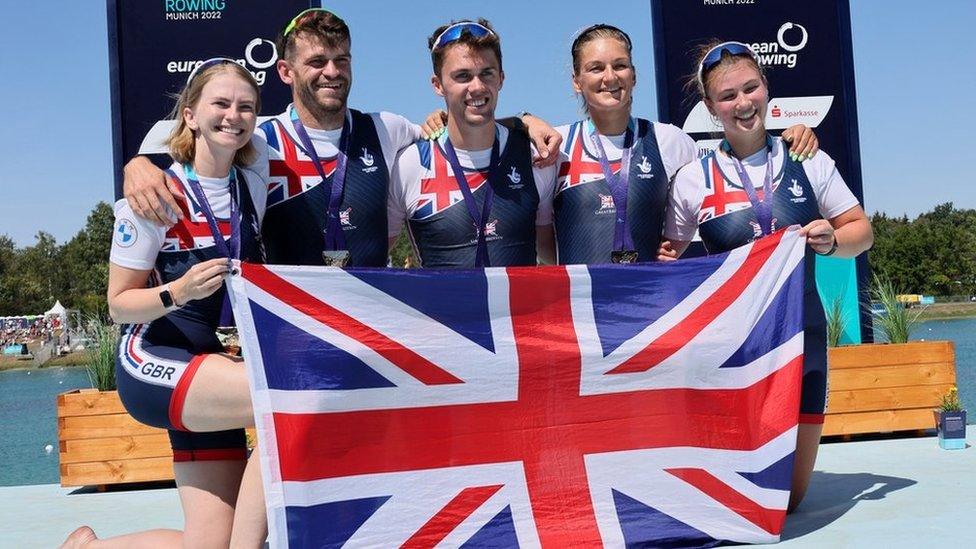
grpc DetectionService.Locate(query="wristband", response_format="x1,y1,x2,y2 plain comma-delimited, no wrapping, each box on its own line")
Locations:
817,236,838,257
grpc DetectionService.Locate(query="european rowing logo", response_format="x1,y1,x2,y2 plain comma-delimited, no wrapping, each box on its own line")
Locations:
637,155,654,179
115,218,137,248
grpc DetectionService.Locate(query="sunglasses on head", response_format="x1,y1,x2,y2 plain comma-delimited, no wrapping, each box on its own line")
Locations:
696,41,760,87
185,57,241,85
430,21,494,51
282,8,339,38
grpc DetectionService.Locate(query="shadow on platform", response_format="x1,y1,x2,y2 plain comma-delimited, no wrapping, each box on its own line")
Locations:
67,480,176,496
781,471,916,540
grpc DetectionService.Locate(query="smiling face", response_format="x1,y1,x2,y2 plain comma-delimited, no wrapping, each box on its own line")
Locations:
703,58,768,142
183,70,258,157
278,34,352,121
572,36,635,117
432,43,504,130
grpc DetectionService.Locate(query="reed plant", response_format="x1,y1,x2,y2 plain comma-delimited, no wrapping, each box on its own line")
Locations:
870,273,923,344
85,316,119,391
825,295,846,347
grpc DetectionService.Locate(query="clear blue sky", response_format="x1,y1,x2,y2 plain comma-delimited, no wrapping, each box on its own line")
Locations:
1,1,973,247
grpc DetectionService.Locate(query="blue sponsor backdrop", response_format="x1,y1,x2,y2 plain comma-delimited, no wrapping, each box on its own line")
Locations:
107,0,312,198
650,0,871,343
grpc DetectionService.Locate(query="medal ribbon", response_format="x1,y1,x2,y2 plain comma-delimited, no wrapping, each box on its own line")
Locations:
289,106,351,252
178,164,243,326
441,130,501,268
723,138,775,236
588,118,637,251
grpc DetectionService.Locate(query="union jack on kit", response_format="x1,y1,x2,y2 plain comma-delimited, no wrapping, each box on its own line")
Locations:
230,228,807,548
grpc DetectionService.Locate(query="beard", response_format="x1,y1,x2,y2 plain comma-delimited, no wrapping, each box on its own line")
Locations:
295,77,350,123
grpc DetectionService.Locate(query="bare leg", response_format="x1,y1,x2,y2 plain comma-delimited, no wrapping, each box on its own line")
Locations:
61,353,256,548
788,422,824,512
60,526,181,548
180,353,253,432
229,450,269,548
177,459,248,548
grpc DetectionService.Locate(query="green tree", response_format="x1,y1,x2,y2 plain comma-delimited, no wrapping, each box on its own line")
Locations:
388,228,418,269
61,202,113,317
870,203,976,297
0,231,62,315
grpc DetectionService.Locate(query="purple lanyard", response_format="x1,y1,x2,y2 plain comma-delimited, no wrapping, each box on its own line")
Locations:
180,164,241,259
441,132,501,268
588,119,636,251
289,106,350,252
724,140,775,236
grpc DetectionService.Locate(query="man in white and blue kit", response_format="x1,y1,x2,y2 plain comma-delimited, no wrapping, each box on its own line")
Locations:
388,19,557,268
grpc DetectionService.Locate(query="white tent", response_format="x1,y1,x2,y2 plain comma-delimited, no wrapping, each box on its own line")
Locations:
44,301,67,319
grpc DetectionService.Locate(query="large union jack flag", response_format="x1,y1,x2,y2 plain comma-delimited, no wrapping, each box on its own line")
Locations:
230,228,806,548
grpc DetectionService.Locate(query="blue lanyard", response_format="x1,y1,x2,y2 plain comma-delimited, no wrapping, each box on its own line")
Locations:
587,118,636,251
180,164,241,259
288,106,350,252
722,137,775,236
441,130,501,268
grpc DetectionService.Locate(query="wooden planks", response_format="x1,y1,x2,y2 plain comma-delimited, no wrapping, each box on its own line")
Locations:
823,341,956,437
57,389,259,487
59,434,173,464
57,389,174,487
56,389,128,417
59,457,175,486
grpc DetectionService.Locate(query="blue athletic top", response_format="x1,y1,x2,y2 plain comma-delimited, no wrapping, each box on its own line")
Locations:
554,118,669,265
406,129,540,268
260,109,390,267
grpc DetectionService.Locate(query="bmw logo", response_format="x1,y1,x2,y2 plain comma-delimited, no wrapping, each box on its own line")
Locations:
115,218,138,248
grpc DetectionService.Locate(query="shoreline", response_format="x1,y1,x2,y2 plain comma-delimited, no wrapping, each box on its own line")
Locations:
0,362,86,373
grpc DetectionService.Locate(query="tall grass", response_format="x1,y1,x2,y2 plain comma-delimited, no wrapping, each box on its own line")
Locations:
825,295,846,347
85,316,119,391
871,273,923,344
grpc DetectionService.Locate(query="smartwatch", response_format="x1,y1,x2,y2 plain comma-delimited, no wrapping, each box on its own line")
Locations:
159,284,180,311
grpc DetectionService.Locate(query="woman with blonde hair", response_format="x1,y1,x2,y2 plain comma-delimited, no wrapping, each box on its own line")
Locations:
62,59,269,548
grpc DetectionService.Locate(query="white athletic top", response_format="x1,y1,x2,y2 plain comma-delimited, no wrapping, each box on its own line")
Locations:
554,120,697,194
665,137,860,241
111,162,267,270
259,105,422,180
387,124,557,237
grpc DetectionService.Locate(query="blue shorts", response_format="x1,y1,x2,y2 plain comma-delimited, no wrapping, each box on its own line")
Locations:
116,321,246,462
800,290,829,424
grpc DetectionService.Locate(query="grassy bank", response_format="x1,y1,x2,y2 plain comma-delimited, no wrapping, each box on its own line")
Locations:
916,302,976,321
1,349,88,370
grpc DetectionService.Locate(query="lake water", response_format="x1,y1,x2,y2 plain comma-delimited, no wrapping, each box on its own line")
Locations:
2,318,974,487
0,366,93,486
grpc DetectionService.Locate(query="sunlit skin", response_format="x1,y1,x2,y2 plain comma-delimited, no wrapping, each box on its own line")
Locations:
572,37,635,135
183,71,258,177
694,56,874,514
277,35,352,130
432,43,504,150
704,60,769,160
